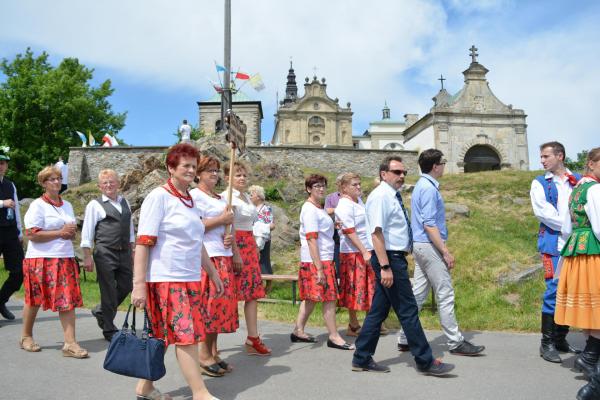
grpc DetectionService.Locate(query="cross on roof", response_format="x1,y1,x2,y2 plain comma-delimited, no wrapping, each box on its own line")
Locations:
469,45,478,63
438,74,446,90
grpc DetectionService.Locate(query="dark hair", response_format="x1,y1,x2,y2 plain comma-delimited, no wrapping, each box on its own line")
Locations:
197,154,221,174
585,147,600,174
540,141,566,161
223,160,249,177
165,143,200,171
379,156,404,179
183,119,188,124
418,149,444,174
305,174,327,194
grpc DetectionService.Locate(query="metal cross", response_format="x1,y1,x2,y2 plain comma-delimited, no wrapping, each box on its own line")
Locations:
469,45,478,63
438,74,446,90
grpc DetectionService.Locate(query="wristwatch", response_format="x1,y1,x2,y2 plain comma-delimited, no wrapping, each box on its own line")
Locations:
380,264,390,271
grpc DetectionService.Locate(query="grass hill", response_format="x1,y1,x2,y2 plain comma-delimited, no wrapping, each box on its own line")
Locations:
1,169,545,332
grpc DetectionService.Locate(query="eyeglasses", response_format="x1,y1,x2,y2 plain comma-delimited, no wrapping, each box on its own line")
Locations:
205,169,220,174
388,169,408,176
312,184,327,189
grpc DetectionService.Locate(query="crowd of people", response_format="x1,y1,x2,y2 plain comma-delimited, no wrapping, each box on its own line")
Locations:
0,142,599,399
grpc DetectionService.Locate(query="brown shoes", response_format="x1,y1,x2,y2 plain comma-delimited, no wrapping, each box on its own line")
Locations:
62,342,89,359
19,336,41,352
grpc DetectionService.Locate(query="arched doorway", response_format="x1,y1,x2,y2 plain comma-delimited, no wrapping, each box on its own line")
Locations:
464,145,501,172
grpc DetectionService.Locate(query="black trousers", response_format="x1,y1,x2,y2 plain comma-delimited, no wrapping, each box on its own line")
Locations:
0,226,24,305
93,246,133,334
259,239,273,274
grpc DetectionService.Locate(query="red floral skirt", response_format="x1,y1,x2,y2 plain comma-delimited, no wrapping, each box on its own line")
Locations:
298,260,338,302
23,257,83,312
234,230,266,301
200,256,239,334
339,252,375,311
146,281,205,346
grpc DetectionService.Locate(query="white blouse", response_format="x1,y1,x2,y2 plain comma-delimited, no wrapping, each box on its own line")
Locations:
24,198,76,258
335,197,373,253
299,201,334,263
190,188,233,258
221,188,257,231
137,187,205,282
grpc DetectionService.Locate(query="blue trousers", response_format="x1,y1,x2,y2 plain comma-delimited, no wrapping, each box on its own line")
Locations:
542,254,560,315
352,251,434,369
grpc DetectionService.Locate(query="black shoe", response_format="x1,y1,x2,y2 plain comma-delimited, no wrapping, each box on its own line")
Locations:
327,339,355,350
449,340,485,356
554,324,582,353
575,336,600,378
91,308,104,330
0,303,15,320
418,359,455,376
290,332,317,343
540,313,561,363
103,330,118,342
397,343,410,352
199,363,225,377
577,371,600,400
352,359,390,373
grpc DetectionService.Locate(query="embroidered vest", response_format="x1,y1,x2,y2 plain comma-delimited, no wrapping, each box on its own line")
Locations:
561,181,600,257
535,173,581,255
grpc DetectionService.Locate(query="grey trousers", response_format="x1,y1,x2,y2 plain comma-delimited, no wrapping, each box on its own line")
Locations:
397,242,464,349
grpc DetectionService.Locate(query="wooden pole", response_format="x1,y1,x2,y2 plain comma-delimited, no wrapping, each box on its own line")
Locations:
225,142,236,235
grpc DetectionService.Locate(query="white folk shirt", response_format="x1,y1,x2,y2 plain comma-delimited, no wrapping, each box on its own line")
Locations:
530,169,576,252
190,188,233,257
222,188,257,231
24,198,76,258
365,181,411,251
0,177,23,238
137,187,205,282
80,194,135,248
335,197,373,253
561,177,600,242
299,201,335,262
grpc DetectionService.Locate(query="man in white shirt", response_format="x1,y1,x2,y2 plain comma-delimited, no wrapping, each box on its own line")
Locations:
0,147,24,320
179,119,192,143
55,156,68,193
81,169,134,340
530,141,582,364
352,156,453,376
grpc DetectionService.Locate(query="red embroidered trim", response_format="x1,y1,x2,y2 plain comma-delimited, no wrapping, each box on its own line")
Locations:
136,235,157,246
341,227,356,234
584,174,600,183
542,254,554,279
25,227,42,236
41,193,63,207
305,232,318,240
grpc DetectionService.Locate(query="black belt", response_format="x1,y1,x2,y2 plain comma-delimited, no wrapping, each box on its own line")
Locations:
387,250,408,256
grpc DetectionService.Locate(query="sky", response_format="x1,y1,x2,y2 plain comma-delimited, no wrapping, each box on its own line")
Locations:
1,0,598,166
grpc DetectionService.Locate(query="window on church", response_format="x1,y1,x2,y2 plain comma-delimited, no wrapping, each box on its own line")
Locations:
312,135,320,144
308,116,325,127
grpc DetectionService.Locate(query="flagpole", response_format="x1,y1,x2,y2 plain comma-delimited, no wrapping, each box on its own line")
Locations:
220,0,232,133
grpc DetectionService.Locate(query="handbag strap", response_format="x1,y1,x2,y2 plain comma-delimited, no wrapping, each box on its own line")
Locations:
122,304,133,330
142,308,154,339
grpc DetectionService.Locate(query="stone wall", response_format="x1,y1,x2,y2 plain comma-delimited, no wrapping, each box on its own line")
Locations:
68,145,418,186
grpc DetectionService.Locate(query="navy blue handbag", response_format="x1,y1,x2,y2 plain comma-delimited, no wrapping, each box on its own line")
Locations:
103,305,166,380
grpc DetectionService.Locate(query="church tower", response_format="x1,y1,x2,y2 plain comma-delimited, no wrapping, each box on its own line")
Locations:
283,61,298,105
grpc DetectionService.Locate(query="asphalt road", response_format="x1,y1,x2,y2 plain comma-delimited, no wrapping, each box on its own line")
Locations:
0,299,588,400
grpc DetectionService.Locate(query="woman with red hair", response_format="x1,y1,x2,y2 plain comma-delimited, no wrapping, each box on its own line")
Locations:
131,143,223,400
190,155,240,376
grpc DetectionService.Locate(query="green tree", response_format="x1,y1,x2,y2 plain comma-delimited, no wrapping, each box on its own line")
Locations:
0,48,126,197
565,150,589,173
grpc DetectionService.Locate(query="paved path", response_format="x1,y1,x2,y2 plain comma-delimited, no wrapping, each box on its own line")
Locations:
0,299,589,400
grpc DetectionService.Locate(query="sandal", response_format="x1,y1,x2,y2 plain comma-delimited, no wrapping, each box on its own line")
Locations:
136,388,172,400
245,335,271,356
346,324,361,337
215,356,233,373
199,363,225,377
19,336,41,352
62,342,89,359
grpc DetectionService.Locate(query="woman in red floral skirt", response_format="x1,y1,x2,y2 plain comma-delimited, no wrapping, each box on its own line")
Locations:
222,161,270,356
131,144,224,400
21,166,86,358
291,174,354,350
334,173,375,337
190,155,241,376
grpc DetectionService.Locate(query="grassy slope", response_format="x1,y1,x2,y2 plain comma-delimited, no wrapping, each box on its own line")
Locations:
1,169,545,332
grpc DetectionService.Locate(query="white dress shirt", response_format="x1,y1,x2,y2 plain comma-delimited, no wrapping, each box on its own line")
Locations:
80,194,135,248
0,177,23,238
561,177,600,242
365,181,411,251
530,169,576,252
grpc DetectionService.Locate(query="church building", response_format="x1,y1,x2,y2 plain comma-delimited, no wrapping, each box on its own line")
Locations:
272,62,353,147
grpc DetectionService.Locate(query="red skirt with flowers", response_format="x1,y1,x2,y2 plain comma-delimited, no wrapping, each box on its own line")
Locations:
339,252,375,311
200,256,239,334
298,260,338,302
23,257,83,312
234,230,266,301
146,281,205,346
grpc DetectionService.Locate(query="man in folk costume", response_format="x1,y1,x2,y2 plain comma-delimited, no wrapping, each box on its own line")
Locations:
0,146,24,320
530,141,581,363
80,169,134,341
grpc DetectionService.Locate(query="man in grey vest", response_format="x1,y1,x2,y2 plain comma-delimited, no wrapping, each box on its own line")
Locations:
81,169,134,340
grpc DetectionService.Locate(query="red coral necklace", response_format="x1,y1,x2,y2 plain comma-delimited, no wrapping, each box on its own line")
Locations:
165,178,194,208
42,193,63,207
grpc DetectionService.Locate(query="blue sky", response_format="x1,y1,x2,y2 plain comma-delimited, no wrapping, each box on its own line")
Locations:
1,0,598,165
